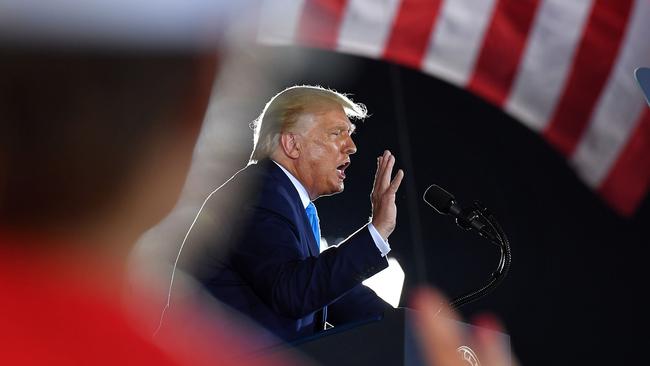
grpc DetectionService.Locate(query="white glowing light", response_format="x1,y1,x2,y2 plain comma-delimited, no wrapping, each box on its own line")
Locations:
363,257,405,308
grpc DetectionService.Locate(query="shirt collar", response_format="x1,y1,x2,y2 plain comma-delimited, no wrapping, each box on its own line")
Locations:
272,160,311,209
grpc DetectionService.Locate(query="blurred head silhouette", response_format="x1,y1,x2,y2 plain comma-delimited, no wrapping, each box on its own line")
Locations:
0,0,239,253
1,50,216,250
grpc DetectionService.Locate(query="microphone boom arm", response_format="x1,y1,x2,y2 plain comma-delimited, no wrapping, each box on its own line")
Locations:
448,201,511,310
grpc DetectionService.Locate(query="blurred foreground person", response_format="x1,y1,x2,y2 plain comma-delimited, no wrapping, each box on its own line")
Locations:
0,1,298,365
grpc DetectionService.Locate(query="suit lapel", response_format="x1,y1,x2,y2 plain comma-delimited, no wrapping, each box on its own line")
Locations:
263,160,320,257
299,210,320,257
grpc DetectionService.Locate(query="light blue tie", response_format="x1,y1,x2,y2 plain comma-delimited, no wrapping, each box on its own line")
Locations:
305,202,321,253
305,201,328,329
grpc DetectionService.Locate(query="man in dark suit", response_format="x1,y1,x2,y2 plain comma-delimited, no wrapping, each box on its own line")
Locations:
182,85,404,342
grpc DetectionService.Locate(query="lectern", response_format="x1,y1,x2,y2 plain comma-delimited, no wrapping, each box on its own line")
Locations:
287,308,511,366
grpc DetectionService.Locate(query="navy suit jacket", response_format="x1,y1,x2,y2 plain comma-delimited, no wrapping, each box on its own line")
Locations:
185,160,391,341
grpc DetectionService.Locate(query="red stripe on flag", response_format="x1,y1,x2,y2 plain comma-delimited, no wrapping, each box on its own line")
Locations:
543,0,633,157
597,109,650,217
382,0,444,69
296,0,348,49
467,0,541,106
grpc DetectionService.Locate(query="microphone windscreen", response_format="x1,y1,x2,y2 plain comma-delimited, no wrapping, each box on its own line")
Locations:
423,184,455,215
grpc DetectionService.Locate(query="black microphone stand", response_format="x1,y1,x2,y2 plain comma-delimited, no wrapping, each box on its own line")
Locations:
448,201,511,310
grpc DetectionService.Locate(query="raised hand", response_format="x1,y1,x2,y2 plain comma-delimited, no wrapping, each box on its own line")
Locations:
411,287,519,366
370,150,404,240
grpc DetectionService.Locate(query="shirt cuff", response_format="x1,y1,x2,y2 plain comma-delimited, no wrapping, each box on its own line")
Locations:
368,223,391,257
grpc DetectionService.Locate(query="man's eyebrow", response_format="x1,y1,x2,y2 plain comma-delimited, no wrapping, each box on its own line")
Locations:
331,122,356,133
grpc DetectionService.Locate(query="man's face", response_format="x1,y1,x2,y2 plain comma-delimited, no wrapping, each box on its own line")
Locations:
294,104,357,200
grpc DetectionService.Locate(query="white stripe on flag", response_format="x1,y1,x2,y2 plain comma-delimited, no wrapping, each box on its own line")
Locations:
337,0,402,58
571,0,650,188
257,0,305,45
505,0,594,132
421,0,498,87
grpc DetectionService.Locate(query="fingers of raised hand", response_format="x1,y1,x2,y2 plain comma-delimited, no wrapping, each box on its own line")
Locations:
373,155,382,187
372,151,389,193
372,151,403,202
380,152,395,190
389,169,404,194
373,150,393,192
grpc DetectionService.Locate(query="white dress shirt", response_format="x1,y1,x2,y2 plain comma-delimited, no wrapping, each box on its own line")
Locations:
273,161,391,257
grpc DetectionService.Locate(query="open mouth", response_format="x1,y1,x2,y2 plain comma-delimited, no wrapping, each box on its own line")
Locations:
336,161,350,179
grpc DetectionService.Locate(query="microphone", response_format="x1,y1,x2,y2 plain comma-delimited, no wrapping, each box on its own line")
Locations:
423,184,497,243
423,184,511,310
424,184,512,309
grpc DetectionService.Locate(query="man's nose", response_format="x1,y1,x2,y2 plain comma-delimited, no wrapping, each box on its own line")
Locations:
344,136,357,155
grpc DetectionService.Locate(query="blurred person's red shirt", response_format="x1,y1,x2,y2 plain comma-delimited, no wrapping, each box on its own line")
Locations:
0,233,300,366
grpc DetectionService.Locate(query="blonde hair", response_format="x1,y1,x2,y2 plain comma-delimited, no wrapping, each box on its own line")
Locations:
249,85,367,163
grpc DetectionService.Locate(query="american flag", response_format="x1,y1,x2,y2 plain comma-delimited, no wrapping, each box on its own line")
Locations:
257,0,650,217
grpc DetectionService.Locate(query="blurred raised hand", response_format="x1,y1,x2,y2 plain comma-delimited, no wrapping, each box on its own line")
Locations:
410,287,520,366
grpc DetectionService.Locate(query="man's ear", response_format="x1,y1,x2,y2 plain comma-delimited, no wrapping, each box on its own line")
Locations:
279,132,301,159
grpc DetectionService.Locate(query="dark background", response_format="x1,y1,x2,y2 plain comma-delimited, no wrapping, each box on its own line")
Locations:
257,46,650,365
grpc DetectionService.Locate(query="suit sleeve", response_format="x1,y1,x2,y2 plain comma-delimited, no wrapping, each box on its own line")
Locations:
231,208,389,319
327,284,392,325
